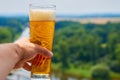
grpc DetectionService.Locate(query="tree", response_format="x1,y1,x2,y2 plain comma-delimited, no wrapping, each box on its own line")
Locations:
0,27,13,43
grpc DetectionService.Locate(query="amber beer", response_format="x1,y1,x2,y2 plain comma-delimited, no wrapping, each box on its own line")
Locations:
29,4,55,79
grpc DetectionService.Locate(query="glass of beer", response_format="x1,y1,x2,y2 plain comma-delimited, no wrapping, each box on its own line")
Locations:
29,4,55,79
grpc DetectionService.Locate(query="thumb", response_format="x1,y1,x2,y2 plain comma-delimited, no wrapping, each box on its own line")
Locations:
33,43,53,58
14,38,53,62
20,43,53,62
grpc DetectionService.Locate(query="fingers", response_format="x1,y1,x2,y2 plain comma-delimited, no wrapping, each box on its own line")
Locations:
13,61,24,69
33,44,53,58
23,62,31,71
14,38,53,70
15,38,53,58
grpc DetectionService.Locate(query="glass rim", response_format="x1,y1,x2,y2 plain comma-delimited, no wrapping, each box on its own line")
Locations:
29,3,56,9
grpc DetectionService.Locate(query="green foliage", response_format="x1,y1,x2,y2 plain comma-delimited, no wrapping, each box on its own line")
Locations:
91,65,111,80
110,61,120,73
0,16,28,43
52,21,120,78
0,27,13,43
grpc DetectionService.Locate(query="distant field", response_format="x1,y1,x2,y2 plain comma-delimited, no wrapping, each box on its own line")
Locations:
56,17,120,24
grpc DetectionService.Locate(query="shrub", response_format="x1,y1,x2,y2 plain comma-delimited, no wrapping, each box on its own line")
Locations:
0,27,13,43
110,61,120,73
91,65,111,80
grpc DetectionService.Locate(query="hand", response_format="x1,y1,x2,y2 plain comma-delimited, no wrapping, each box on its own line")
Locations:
0,38,53,79
14,38,53,71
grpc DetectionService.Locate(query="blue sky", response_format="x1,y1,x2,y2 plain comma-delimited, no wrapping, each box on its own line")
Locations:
0,0,120,15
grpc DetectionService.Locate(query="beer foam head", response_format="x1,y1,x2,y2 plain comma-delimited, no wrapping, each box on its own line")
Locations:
30,9,55,21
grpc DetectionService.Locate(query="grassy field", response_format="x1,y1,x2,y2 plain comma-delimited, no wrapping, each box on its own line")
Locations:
51,63,120,79
57,17,120,24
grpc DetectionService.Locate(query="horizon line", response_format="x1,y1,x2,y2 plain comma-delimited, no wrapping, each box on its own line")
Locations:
0,13,120,17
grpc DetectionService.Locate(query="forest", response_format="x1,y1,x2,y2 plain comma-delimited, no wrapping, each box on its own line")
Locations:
52,21,120,79
0,16,28,43
0,17,120,79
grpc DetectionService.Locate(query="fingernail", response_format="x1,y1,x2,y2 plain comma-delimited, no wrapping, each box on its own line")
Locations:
49,51,53,58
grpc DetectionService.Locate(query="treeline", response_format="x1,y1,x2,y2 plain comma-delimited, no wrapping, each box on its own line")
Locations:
0,17,120,78
52,21,120,74
0,16,28,43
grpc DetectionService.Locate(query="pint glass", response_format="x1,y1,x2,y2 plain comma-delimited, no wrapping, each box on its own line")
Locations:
29,4,55,79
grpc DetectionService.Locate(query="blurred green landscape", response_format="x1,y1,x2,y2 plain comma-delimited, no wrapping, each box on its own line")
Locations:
0,16,28,43
0,15,120,80
52,20,120,80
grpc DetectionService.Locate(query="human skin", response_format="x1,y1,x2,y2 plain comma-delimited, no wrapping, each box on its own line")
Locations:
0,38,52,80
